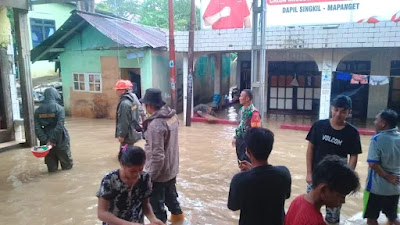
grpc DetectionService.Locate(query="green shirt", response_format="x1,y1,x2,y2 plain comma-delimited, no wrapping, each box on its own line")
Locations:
235,104,258,138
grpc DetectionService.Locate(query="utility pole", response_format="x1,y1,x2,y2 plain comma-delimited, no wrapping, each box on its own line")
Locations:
186,0,195,126
251,0,267,121
168,0,177,110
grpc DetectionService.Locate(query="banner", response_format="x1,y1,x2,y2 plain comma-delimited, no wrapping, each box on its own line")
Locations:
267,0,400,26
199,0,400,29
200,0,253,29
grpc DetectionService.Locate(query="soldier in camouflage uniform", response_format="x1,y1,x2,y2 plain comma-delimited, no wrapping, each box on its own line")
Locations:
232,89,261,163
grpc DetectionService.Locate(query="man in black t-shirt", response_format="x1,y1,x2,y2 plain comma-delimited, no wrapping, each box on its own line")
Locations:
228,128,291,225
306,95,362,224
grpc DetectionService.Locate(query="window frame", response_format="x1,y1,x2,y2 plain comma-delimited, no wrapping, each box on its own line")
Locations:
30,18,56,48
72,72,102,93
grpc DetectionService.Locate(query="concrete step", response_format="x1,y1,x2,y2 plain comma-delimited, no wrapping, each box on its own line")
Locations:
0,129,12,143
0,140,23,153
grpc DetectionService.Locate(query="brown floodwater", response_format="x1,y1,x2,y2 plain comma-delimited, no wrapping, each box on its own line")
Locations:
0,116,387,225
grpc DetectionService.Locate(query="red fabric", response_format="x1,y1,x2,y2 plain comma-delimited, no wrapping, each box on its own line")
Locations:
250,110,261,128
350,74,368,84
285,195,327,225
203,0,250,29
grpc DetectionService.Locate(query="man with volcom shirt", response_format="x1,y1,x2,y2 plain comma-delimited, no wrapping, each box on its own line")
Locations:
305,95,362,224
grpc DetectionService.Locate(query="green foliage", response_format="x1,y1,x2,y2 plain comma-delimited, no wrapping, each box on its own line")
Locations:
99,0,140,18
97,0,200,31
6,8,14,34
230,52,238,61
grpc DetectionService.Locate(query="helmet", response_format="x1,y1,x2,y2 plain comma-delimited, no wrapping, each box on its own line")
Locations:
114,80,133,90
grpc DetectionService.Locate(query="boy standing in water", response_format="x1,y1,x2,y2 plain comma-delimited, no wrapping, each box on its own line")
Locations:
305,95,362,224
286,155,360,225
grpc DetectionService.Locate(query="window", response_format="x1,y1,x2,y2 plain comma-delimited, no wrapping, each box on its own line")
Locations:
73,73,102,92
268,61,320,113
30,18,55,47
389,61,400,116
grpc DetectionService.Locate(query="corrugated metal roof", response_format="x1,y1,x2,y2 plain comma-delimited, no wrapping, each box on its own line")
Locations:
31,10,167,62
77,12,166,49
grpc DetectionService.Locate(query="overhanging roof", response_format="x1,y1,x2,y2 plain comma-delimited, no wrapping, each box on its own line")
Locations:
31,10,167,62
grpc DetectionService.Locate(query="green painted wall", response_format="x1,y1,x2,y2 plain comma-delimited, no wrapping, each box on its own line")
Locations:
29,3,75,78
194,56,215,104
194,55,231,105
60,25,153,113
65,26,118,51
151,50,171,104
60,49,152,113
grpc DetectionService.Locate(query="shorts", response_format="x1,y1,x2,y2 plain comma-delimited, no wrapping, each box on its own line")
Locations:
363,190,399,221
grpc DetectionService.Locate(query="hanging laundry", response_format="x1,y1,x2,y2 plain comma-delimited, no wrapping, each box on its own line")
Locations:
370,75,389,85
335,72,352,81
351,73,369,84
307,76,312,86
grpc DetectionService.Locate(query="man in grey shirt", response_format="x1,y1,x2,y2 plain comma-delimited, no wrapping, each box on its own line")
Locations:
364,109,400,225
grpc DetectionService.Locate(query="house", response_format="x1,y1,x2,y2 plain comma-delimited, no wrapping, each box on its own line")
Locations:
173,26,400,122
32,10,172,119
29,2,76,79
32,9,234,119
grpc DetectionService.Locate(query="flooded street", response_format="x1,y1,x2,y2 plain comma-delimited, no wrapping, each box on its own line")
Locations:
0,117,375,224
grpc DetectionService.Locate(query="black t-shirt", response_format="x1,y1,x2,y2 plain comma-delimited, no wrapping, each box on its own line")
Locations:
306,119,362,170
228,165,291,225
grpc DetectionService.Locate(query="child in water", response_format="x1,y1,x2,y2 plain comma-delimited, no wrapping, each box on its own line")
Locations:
97,146,164,225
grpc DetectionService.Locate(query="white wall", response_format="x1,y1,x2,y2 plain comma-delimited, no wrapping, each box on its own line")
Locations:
173,22,400,52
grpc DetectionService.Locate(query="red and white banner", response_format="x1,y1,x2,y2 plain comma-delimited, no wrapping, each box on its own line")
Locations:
266,0,400,26
199,0,400,28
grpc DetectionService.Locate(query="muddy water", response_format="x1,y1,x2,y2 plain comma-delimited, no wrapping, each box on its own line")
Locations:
0,117,373,224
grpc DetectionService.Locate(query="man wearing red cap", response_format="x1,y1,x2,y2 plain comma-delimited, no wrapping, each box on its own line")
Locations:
114,80,144,147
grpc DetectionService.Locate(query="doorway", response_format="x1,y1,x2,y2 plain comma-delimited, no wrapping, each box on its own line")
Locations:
334,61,370,120
240,61,251,90
121,68,141,99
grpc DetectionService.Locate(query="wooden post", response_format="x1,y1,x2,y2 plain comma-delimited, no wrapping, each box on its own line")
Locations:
0,47,14,140
13,8,36,147
186,0,195,126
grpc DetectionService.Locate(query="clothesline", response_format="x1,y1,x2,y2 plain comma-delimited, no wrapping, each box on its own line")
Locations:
333,71,399,77
333,71,392,85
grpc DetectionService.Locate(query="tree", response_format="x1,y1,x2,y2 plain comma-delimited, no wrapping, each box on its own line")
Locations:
96,0,201,31
97,0,140,19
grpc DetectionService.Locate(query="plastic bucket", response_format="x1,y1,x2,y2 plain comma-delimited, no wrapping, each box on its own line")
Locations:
31,145,51,158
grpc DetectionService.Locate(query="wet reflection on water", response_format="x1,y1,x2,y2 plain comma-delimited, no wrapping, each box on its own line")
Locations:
226,106,238,122
0,117,379,224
